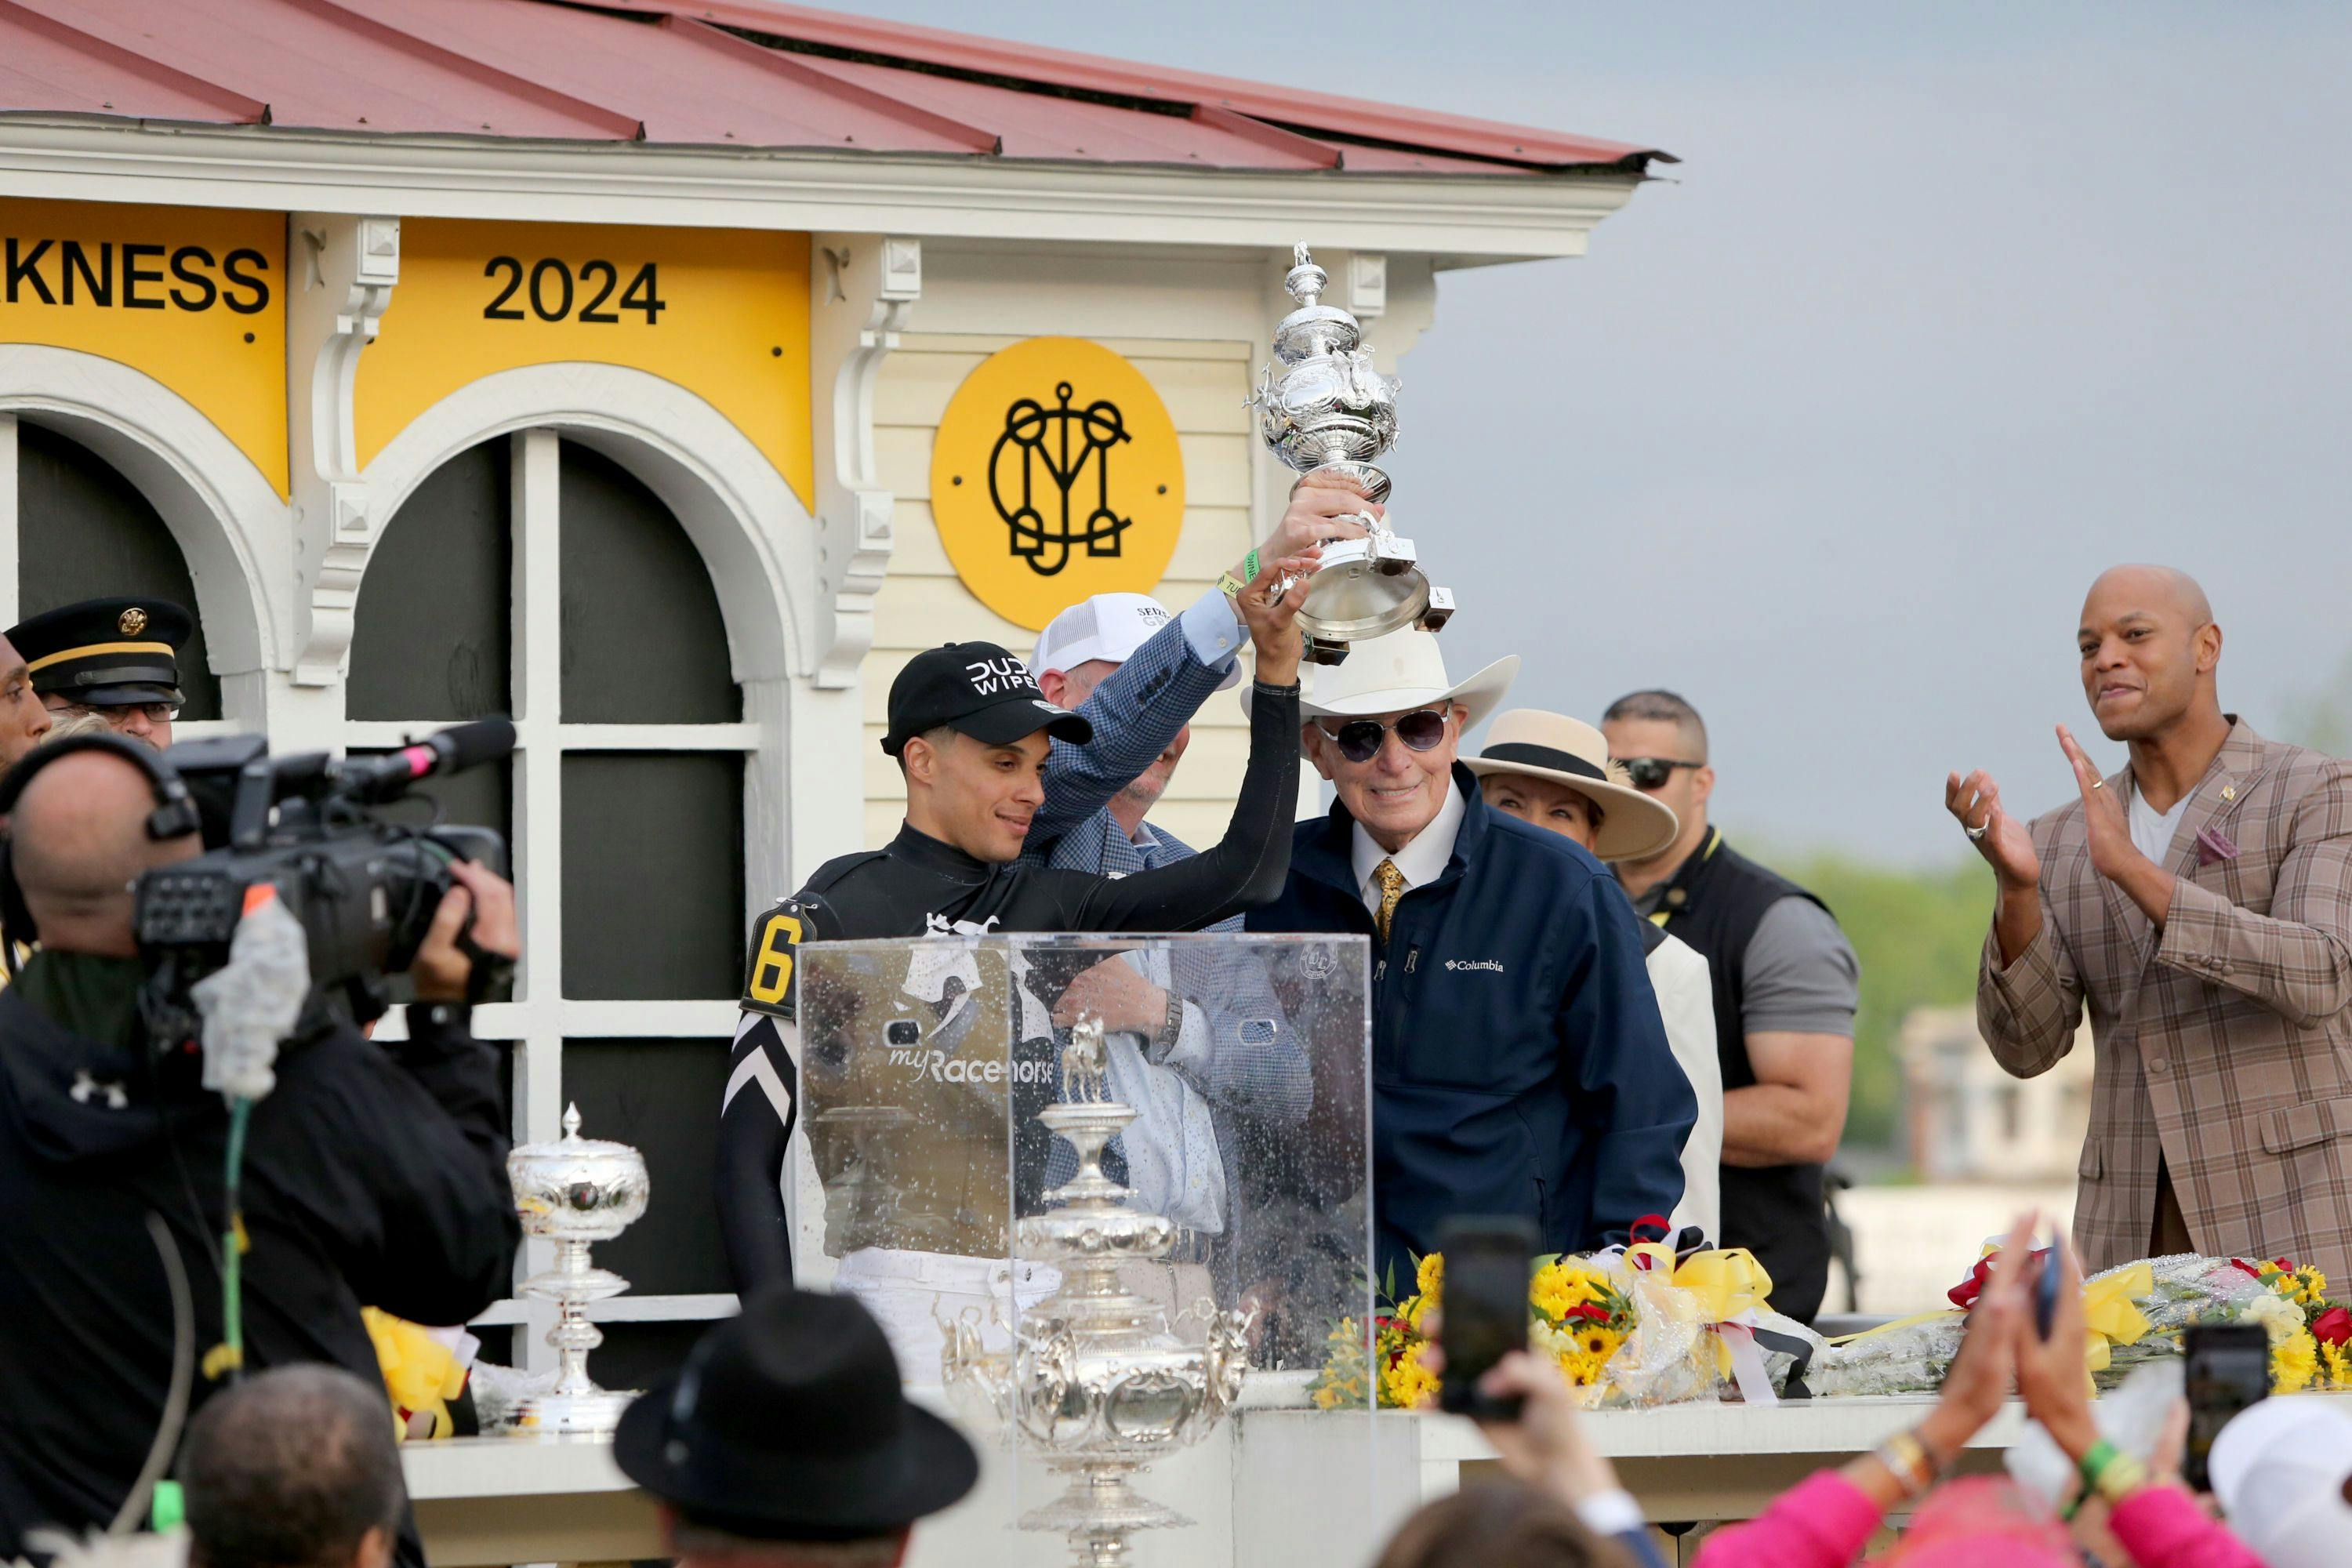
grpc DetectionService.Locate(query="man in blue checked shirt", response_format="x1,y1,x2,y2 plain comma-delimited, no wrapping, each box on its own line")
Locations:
1021,486,1374,1248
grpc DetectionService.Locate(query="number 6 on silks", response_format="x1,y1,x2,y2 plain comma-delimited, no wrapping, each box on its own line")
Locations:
743,909,803,1012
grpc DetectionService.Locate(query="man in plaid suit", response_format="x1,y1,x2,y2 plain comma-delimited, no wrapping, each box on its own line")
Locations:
1950,565,2352,1278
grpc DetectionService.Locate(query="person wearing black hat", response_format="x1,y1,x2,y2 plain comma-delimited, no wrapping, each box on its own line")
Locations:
4,597,194,750
717,554,1312,1310
616,1288,977,1563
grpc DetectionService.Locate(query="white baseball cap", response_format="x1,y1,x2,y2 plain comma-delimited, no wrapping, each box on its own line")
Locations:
1032,592,1241,692
2209,1396,2352,1568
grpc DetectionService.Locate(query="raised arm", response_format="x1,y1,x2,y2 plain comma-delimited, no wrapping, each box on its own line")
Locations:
1024,488,1370,854
1057,557,1308,934
1951,770,2086,1076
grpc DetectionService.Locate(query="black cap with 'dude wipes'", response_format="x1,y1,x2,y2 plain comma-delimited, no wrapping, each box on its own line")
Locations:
881,641,1094,757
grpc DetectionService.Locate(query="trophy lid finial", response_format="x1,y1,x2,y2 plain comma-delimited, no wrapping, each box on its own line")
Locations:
1283,243,1327,309
562,1102,582,1139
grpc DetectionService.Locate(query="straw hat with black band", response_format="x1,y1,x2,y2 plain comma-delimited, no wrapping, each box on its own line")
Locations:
1465,710,1680,862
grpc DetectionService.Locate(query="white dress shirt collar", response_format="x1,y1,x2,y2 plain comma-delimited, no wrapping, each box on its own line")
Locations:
1350,775,1465,915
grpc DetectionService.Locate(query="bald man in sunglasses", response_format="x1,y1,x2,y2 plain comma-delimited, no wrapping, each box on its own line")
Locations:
1245,630,1696,1282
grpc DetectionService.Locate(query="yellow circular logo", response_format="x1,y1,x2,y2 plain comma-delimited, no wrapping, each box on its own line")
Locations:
928,337,1185,631
118,608,149,636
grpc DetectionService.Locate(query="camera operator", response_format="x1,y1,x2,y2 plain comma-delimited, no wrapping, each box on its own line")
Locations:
0,741,521,1567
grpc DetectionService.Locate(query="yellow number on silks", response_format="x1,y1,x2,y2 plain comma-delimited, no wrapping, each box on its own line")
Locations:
746,913,803,1006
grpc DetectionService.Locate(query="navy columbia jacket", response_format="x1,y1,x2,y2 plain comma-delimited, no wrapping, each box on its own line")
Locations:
1248,765,1696,1279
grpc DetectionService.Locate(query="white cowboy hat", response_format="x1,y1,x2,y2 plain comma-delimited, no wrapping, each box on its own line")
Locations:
1242,627,1517,755
1463,710,1680,862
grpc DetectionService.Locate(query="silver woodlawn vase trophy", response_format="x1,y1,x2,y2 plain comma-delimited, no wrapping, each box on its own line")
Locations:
942,1018,1253,1567
1251,242,1454,665
505,1102,651,1436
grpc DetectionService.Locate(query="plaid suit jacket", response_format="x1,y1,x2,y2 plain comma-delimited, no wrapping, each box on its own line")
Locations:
1978,719,2352,1279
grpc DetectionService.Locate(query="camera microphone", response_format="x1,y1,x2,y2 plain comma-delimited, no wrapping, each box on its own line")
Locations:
333,718,517,804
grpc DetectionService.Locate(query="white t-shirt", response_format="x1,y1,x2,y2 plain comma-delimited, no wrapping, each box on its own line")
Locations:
2130,780,2192,865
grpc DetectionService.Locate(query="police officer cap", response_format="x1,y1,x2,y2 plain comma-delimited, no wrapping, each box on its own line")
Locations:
882,641,1093,757
5,597,191,708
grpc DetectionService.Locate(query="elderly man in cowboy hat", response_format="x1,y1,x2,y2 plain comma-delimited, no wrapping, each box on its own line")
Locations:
1244,630,1696,1278
615,1287,977,1566
1468,710,1724,1246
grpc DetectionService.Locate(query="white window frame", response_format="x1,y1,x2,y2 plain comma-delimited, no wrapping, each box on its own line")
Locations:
361,427,753,1369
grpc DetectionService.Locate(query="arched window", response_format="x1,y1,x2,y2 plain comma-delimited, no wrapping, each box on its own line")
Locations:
351,430,751,1384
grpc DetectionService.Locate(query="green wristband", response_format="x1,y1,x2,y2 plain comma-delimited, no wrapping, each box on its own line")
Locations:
1243,549,1260,582
2077,1438,2121,1490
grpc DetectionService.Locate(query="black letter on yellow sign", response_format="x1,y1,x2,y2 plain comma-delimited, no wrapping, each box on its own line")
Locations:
221,249,270,315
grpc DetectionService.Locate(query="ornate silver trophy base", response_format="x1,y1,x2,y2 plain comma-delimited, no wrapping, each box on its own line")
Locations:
942,1020,1250,1568
504,1105,650,1439
1252,244,1453,664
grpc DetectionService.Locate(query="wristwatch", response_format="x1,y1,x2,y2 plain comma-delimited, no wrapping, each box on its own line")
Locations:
1149,988,1185,1062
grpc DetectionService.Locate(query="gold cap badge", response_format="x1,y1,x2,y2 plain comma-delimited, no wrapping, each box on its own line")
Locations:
118,607,149,637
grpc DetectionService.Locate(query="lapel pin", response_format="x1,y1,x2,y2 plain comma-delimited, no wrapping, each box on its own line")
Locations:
2221,784,2237,802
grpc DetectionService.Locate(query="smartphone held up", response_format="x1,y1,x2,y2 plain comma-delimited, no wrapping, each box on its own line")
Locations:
1436,1215,1540,1421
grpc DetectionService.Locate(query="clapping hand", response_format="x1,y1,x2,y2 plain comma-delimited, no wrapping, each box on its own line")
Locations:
2056,724,2138,881
1946,768,2041,892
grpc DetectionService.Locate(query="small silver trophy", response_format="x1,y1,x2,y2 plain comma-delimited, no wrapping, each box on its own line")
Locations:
504,1102,651,1436
1252,243,1454,664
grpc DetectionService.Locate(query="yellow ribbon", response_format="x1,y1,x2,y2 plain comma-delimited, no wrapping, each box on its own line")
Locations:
1624,1247,1777,1380
2081,1261,2154,1373
362,1307,467,1441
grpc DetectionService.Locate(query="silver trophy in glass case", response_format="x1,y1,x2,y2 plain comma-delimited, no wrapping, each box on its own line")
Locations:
504,1102,650,1436
1252,242,1454,664
942,1017,1253,1566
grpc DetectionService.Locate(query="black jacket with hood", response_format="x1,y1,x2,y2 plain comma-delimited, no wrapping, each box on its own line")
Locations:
0,961,518,1564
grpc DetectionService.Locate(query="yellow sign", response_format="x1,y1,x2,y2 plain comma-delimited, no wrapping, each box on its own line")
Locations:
930,337,1184,631
1,198,289,495
357,219,812,507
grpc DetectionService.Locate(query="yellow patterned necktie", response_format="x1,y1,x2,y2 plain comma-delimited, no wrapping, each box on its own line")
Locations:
1372,858,1407,944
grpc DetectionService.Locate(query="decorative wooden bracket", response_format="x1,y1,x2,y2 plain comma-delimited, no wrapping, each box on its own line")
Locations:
289,212,399,684
808,234,919,688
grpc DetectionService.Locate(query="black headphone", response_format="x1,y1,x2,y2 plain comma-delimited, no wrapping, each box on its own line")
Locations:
0,732,203,966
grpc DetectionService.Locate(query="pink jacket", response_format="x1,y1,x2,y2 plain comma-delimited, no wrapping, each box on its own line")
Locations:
1689,1470,2265,1568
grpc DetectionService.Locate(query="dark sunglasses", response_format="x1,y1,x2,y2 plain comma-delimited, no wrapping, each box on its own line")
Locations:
1322,706,1450,764
1619,756,1704,791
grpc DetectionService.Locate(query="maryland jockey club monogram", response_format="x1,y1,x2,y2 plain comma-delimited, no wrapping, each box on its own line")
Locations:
930,336,1185,630
991,381,1132,577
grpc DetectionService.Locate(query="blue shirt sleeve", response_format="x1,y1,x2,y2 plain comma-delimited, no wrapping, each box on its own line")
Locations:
1559,873,1697,1248
1022,588,1238,853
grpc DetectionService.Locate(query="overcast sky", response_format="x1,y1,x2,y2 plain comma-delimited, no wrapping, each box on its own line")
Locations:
851,1,2352,862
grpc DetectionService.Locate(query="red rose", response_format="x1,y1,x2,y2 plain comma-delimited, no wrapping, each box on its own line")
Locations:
2275,1258,2296,1272
1565,1303,1610,1324
2230,1259,2263,1278
2313,1306,2352,1346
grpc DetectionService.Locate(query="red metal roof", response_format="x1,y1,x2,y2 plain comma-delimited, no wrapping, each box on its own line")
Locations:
0,0,1668,175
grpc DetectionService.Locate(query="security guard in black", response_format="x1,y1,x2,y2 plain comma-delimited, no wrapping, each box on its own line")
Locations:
720,557,1311,1290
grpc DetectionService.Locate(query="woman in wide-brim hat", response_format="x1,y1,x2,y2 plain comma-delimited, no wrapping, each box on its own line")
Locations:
1467,708,1722,1247
1464,710,1679,862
